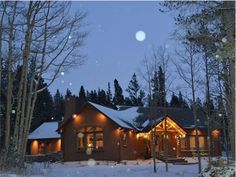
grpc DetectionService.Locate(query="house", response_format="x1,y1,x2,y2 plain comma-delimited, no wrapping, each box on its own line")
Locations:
28,122,61,155
57,97,221,162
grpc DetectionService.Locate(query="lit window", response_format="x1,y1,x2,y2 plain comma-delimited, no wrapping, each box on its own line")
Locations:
189,136,205,150
77,127,104,150
121,132,128,147
180,137,187,150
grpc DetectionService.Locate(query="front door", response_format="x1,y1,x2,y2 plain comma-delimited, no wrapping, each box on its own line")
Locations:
158,132,177,157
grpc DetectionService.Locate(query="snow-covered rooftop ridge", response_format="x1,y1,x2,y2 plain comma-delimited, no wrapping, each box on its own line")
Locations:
89,102,142,130
28,122,60,140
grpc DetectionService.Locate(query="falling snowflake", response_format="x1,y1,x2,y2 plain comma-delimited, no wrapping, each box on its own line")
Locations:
222,37,227,43
215,42,219,47
61,80,65,84
135,30,146,42
215,55,219,59
77,132,84,138
12,110,16,114
165,44,170,49
126,168,131,172
69,35,72,39
87,159,96,167
69,82,72,86
61,72,65,76
86,148,92,155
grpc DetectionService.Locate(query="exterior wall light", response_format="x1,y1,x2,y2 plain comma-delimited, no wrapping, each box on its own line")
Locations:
73,114,77,119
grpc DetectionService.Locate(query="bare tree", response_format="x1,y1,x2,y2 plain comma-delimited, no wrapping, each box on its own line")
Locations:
139,45,171,172
0,1,87,169
174,41,202,173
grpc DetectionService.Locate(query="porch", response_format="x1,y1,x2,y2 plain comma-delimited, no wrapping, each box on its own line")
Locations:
137,116,210,158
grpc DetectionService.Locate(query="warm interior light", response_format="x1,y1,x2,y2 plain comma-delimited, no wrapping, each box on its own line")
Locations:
98,113,106,121
73,114,77,119
31,140,39,155
212,129,220,137
55,139,61,152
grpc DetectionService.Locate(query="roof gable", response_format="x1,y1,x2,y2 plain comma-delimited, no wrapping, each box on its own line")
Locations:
89,102,141,130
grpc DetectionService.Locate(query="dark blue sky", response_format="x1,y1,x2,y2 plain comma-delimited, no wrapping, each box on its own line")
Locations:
49,2,176,96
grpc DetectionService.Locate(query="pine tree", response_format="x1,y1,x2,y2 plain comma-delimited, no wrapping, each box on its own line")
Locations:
90,90,98,103
106,82,112,105
137,89,145,106
178,91,189,108
113,79,124,105
151,71,159,106
158,66,166,107
66,88,72,98
79,86,86,100
53,89,65,121
97,89,107,105
124,97,133,106
126,73,144,106
31,78,54,131
196,97,203,109
170,93,180,107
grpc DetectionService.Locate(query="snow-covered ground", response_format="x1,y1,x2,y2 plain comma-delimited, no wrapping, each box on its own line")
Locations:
1,158,209,177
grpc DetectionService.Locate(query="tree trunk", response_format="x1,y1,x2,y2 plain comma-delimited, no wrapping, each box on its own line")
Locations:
0,2,7,157
204,53,212,167
4,1,17,164
190,49,201,173
222,0,235,161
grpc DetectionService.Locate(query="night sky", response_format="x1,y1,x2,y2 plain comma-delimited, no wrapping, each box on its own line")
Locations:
49,2,176,96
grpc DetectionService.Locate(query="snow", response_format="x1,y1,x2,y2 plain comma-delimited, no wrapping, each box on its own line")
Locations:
89,102,142,130
0,159,209,177
142,120,149,128
28,122,60,140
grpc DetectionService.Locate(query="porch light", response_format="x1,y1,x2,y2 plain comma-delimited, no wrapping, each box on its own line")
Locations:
88,143,93,148
73,114,77,119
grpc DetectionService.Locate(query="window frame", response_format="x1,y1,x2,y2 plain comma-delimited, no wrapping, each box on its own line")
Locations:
77,126,104,152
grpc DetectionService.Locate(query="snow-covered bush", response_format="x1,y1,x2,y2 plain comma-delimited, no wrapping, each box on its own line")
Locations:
200,166,235,177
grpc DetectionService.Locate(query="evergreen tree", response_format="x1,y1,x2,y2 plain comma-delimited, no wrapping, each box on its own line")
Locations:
126,73,145,106
53,89,65,121
151,71,159,106
86,90,91,100
170,93,180,107
89,90,98,103
196,97,203,109
113,79,124,105
106,82,112,105
158,66,166,107
66,88,72,98
203,99,215,114
79,86,86,100
97,89,107,105
31,78,54,131
137,89,146,106
124,97,133,106
178,91,189,108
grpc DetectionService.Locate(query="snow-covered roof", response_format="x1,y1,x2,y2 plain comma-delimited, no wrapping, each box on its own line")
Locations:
28,122,60,140
89,102,142,130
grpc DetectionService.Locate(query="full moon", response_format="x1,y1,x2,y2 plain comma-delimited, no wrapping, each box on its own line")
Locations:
135,31,146,41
